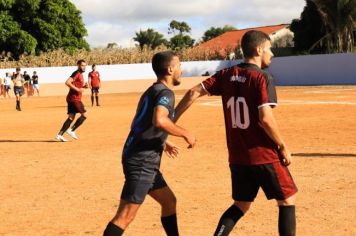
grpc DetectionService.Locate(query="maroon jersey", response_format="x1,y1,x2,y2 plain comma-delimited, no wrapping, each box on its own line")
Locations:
202,63,279,165
89,71,100,87
66,70,84,102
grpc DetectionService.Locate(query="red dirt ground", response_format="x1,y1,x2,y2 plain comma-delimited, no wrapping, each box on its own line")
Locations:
1,81,355,236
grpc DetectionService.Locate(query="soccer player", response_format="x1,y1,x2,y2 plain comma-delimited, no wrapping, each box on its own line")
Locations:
0,75,4,97
23,71,33,96
3,72,12,98
174,30,297,236
88,64,101,106
55,59,89,142
12,67,25,111
103,51,196,236
32,71,40,96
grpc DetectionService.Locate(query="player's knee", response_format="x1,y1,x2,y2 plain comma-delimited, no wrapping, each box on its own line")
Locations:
169,194,177,208
234,201,251,213
278,194,296,206
113,211,137,228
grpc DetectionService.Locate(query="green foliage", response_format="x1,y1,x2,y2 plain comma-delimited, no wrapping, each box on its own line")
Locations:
167,20,194,50
168,20,191,35
291,0,356,53
202,25,237,42
0,0,88,58
0,11,37,58
0,0,15,9
290,0,325,53
169,34,195,50
310,0,355,53
133,28,168,50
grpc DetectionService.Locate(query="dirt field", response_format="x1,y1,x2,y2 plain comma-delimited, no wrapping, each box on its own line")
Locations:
1,81,356,236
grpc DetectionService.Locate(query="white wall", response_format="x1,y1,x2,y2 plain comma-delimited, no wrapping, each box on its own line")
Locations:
1,53,355,85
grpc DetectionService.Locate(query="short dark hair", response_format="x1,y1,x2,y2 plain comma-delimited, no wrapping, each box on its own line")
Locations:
16,67,21,72
152,51,178,77
241,30,271,58
77,59,86,65
92,64,96,68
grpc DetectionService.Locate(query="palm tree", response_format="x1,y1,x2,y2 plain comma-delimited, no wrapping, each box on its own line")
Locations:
310,0,355,53
133,28,168,50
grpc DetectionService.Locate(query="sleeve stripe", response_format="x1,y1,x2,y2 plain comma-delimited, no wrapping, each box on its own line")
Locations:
258,103,278,109
200,82,211,96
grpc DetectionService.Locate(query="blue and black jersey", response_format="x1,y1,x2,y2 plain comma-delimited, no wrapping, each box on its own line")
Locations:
122,82,175,167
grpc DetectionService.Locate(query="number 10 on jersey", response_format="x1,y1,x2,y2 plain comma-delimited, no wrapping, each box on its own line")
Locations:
226,96,250,129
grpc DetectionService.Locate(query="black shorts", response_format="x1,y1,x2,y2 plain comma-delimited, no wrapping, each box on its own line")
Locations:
14,86,23,96
67,101,86,114
230,162,297,201
91,87,99,94
120,161,168,204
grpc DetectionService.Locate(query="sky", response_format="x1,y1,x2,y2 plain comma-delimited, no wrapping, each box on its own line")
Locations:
70,0,306,48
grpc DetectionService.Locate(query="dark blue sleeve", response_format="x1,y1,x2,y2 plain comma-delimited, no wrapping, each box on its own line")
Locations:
155,89,174,111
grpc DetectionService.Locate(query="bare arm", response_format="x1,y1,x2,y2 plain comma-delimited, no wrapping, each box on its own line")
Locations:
153,105,196,148
88,76,92,89
174,84,208,122
259,105,292,166
65,77,82,92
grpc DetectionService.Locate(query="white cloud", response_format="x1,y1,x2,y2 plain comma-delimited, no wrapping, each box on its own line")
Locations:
71,0,305,47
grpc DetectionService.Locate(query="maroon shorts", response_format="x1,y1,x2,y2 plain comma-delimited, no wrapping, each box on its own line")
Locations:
67,101,86,114
230,162,297,201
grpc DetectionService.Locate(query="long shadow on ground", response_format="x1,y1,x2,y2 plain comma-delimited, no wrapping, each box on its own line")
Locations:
0,140,59,143
293,153,356,158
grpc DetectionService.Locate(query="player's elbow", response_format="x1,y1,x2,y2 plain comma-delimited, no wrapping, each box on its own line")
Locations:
260,115,273,130
153,117,165,129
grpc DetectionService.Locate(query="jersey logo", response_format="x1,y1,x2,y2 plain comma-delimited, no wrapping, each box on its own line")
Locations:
159,96,169,106
230,75,246,83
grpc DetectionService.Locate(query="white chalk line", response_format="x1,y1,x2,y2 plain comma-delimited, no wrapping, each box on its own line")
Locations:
199,99,356,107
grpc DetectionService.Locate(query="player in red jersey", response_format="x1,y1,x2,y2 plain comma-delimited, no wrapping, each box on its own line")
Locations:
175,30,297,236
55,59,89,142
88,64,101,106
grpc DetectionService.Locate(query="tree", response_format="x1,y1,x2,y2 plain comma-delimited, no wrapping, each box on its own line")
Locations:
290,0,326,53
202,25,237,42
168,20,195,50
106,42,118,49
0,0,89,57
310,0,355,53
133,28,168,50
170,35,195,50
0,11,37,57
168,20,191,35
291,0,355,53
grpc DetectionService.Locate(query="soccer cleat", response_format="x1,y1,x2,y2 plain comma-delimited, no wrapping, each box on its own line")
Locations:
55,134,68,142
66,129,78,140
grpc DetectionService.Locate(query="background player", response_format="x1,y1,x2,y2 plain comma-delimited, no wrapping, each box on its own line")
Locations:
174,30,297,236
23,71,33,96
12,67,24,111
88,64,101,106
3,72,12,98
55,59,89,142
103,51,196,236
32,71,40,96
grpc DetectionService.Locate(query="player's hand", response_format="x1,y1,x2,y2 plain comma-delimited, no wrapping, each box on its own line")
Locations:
164,141,180,158
279,145,292,166
83,82,89,89
184,132,196,149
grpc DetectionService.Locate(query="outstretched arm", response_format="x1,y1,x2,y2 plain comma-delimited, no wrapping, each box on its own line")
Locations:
153,105,196,148
174,83,208,122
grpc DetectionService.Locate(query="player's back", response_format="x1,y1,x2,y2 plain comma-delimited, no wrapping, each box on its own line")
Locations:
202,63,279,165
